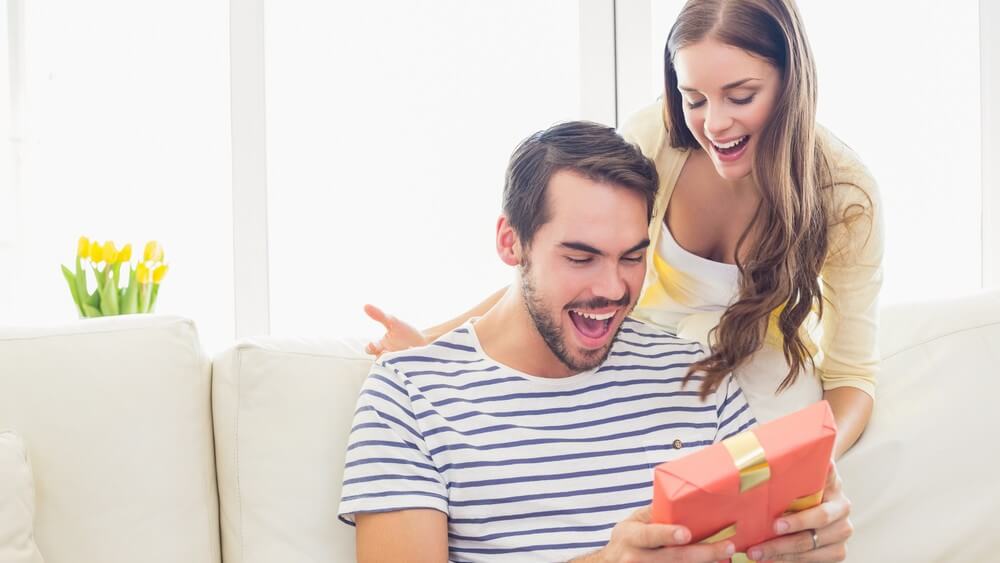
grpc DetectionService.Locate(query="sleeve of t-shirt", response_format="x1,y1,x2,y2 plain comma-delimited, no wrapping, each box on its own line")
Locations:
712,374,758,443
337,361,448,525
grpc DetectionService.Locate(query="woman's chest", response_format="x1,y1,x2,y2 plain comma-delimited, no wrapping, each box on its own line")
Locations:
666,155,761,265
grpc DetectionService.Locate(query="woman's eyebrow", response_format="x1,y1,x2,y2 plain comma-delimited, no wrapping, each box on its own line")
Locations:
678,77,761,92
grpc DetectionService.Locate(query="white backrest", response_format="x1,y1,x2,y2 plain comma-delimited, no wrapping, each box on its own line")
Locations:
0,315,220,563
839,290,1000,561
212,336,372,563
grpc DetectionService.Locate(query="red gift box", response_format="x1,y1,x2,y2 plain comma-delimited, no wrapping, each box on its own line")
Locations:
651,400,837,556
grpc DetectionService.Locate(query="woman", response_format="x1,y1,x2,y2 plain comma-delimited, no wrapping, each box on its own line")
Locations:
366,0,882,460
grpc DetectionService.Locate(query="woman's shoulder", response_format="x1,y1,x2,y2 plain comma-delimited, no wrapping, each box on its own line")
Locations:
816,125,884,265
620,99,689,166
620,99,665,147
816,125,882,209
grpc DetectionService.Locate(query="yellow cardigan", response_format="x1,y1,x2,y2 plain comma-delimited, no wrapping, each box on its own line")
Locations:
621,101,883,399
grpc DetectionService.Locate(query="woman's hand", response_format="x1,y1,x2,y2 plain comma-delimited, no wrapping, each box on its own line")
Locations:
744,462,853,562
363,304,428,358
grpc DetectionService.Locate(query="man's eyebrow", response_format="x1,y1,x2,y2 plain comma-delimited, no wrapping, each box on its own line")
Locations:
560,241,604,256
678,77,760,92
559,239,650,256
623,240,651,255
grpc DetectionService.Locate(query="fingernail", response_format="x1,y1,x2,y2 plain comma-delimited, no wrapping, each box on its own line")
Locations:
725,543,736,556
775,519,789,534
749,548,762,559
674,528,689,543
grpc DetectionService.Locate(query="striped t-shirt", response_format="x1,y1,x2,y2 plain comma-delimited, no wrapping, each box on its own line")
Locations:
338,317,757,562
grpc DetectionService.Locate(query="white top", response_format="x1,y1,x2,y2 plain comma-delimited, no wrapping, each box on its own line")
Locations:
654,223,740,332
338,318,757,562
654,224,823,423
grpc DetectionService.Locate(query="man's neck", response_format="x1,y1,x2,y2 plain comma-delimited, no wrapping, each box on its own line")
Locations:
473,289,577,379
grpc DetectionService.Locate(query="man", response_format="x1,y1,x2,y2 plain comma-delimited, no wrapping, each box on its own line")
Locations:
339,122,852,562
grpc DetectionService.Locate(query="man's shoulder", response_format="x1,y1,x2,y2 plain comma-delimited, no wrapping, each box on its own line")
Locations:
376,325,484,377
614,317,703,351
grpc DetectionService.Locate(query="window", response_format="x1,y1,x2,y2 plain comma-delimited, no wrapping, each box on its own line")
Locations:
5,0,234,353
265,0,590,337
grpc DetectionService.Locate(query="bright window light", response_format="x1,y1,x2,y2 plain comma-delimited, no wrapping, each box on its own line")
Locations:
4,0,234,353
265,0,584,338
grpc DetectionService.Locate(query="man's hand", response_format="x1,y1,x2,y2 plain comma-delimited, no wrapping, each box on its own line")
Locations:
745,462,853,562
363,304,428,358
574,505,735,563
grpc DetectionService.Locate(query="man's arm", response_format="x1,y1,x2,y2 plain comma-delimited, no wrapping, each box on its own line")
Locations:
356,509,448,563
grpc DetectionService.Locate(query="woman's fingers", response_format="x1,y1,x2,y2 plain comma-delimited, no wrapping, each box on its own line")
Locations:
364,341,385,358
363,304,393,329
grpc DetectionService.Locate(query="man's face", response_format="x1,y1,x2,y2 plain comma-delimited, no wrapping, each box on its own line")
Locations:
518,169,650,372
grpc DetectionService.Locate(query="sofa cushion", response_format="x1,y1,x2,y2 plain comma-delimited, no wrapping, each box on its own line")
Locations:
839,290,1000,560
0,431,45,563
0,315,220,563
213,336,371,563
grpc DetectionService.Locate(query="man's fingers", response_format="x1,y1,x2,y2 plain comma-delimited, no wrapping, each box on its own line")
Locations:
748,518,853,561
766,542,848,562
629,505,653,523
616,521,692,549
785,495,848,535
363,304,392,329
662,540,735,562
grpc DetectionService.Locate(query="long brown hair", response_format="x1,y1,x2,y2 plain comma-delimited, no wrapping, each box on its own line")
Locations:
664,0,832,397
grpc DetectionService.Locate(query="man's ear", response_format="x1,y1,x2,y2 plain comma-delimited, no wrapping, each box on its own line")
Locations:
496,215,522,267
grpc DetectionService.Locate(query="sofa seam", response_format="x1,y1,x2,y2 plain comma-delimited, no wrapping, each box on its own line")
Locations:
0,317,193,342
235,349,245,562
233,344,370,362
881,320,1000,361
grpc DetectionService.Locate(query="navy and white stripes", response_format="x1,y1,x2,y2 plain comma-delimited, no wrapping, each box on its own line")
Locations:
339,317,757,562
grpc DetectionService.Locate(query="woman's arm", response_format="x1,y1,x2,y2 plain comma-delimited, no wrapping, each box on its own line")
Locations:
824,387,873,459
364,287,508,357
814,131,885,457
422,286,508,340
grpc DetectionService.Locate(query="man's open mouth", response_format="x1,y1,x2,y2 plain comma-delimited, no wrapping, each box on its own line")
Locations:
568,309,617,347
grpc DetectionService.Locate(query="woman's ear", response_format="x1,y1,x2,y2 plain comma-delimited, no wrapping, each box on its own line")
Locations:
495,215,522,267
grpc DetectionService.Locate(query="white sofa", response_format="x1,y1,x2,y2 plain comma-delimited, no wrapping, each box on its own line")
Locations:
1,290,999,563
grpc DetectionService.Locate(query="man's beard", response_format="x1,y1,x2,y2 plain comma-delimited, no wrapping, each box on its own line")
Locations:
519,258,630,373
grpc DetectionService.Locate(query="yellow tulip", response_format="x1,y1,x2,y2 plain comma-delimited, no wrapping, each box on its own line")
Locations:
136,262,152,284
90,240,103,263
77,236,90,259
102,241,118,264
144,241,164,263
118,243,133,263
152,264,169,284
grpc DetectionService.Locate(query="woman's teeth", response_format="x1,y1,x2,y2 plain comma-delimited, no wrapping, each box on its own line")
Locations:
712,135,748,150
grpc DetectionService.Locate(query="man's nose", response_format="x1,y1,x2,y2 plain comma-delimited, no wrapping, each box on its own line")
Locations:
592,264,628,303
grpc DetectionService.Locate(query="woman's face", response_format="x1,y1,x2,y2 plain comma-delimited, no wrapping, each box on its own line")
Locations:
673,37,781,182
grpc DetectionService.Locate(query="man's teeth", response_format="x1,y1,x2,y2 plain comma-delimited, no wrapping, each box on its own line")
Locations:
573,310,616,321
713,135,748,149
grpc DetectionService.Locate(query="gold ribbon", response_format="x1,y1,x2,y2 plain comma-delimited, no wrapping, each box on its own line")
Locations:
700,523,737,544
721,431,771,493
786,490,823,513
698,434,821,563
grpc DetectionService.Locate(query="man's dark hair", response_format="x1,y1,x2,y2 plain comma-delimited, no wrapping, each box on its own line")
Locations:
502,121,659,247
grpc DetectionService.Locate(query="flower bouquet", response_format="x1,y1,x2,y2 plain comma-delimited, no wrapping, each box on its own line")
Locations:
61,237,169,317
